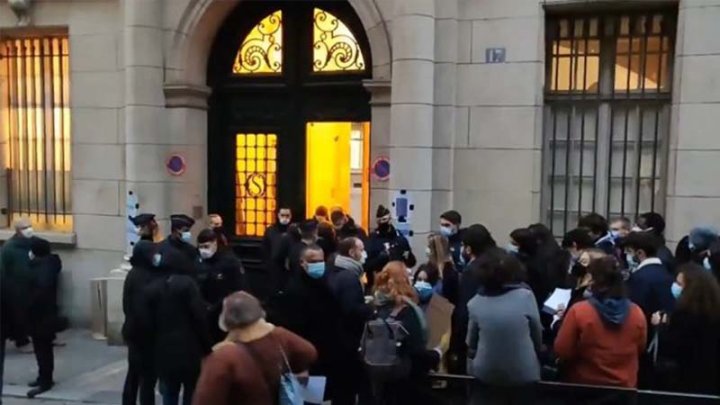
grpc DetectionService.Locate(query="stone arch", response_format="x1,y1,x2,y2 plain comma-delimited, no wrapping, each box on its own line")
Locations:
165,0,391,88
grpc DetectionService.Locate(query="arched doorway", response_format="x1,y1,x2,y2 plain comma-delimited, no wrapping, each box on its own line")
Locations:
207,1,372,272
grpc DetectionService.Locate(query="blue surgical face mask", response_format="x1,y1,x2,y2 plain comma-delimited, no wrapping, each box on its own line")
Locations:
414,281,433,302
425,247,432,257
180,231,192,244
688,240,696,251
671,282,683,300
505,244,519,254
704,257,713,271
439,225,455,237
582,288,593,299
307,262,326,279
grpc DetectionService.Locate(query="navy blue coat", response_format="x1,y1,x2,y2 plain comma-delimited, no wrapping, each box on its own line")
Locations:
627,260,675,318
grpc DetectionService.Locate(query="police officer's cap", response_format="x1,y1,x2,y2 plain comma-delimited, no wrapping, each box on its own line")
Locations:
130,213,155,227
170,214,195,230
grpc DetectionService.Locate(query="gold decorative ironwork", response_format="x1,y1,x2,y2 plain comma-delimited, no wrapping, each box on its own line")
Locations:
233,10,283,75
313,8,366,73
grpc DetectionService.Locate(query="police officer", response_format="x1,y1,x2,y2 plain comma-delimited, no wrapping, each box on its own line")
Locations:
157,214,202,278
364,205,416,289
131,213,159,242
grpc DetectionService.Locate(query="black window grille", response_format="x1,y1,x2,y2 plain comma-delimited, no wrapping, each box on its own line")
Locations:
0,36,72,231
543,11,676,237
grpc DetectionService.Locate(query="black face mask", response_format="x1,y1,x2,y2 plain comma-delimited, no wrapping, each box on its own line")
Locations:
571,263,587,278
378,223,391,234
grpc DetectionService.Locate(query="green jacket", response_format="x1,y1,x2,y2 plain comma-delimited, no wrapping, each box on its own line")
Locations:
0,234,33,293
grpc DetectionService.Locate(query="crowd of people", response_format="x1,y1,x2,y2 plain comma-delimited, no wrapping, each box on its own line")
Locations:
2,205,720,404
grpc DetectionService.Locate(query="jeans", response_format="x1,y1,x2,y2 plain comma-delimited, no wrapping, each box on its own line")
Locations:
159,373,198,405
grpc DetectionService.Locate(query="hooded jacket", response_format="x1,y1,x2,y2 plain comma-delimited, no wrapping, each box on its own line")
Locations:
554,299,647,387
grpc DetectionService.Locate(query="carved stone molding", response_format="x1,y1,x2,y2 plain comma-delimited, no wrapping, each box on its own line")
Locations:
363,79,391,107
163,82,212,110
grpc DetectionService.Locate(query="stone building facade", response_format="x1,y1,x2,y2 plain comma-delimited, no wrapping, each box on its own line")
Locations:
0,0,718,324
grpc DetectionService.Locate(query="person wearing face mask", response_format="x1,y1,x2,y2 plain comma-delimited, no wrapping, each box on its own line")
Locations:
364,205,416,291
623,231,674,388
555,256,647,389
634,212,675,273
439,210,465,271
686,226,719,268
650,263,720,394
266,244,342,404
197,229,246,344
413,266,440,308
25,238,62,398
327,237,374,405
121,240,162,405
131,213,160,242
138,236,211,405
1,218,36,354
156,214,202,279
450,224,496,374
707,240,720,284
262,207,293,265
561,228,595,286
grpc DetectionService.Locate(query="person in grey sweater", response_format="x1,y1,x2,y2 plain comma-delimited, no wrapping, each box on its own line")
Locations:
466,248,542,402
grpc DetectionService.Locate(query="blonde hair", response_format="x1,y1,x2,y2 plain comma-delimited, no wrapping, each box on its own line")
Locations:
428,233,451,275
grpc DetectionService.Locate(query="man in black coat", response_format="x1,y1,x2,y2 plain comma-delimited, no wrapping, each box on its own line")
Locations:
26,238,62,398
331,208,368,241
140,255,211,405
131,213,159,243
197,229,246,343
327,237,373,405
267,244,341,402
262,207,293,263
440,210,465,272
156,214,202,278
122,241,162,405
364,205,416,289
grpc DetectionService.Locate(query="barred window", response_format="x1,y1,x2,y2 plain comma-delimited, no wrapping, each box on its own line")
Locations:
543,11,676,236
0,36,72,231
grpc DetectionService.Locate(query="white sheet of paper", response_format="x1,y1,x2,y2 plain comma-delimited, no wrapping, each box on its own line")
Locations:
543,288,572,314
301,376,327,404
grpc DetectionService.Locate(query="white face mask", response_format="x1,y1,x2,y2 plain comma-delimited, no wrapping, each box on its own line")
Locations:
199,246,217,260
20,227,34,239
360,250,368,264
278,216,291,226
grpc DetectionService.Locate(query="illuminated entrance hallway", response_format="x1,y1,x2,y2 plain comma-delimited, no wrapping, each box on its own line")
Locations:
306,122,370,229
207,1,372,274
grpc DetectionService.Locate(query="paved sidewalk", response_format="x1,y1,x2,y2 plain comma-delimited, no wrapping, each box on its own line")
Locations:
2,330,126,404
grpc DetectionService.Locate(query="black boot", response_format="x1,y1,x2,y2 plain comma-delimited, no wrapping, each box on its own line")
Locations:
27,382,53,398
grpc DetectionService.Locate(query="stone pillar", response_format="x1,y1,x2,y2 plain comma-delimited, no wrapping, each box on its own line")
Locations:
665,0,720,245
388,0,435,252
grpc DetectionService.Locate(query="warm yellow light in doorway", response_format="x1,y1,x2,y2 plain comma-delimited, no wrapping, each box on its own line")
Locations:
306,122,370,230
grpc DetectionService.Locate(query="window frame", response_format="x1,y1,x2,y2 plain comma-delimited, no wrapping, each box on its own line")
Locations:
542,10,677,237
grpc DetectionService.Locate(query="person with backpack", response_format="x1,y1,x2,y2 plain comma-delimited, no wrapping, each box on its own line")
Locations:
365,261,442,405
466,248,541,403
192,291,317,405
